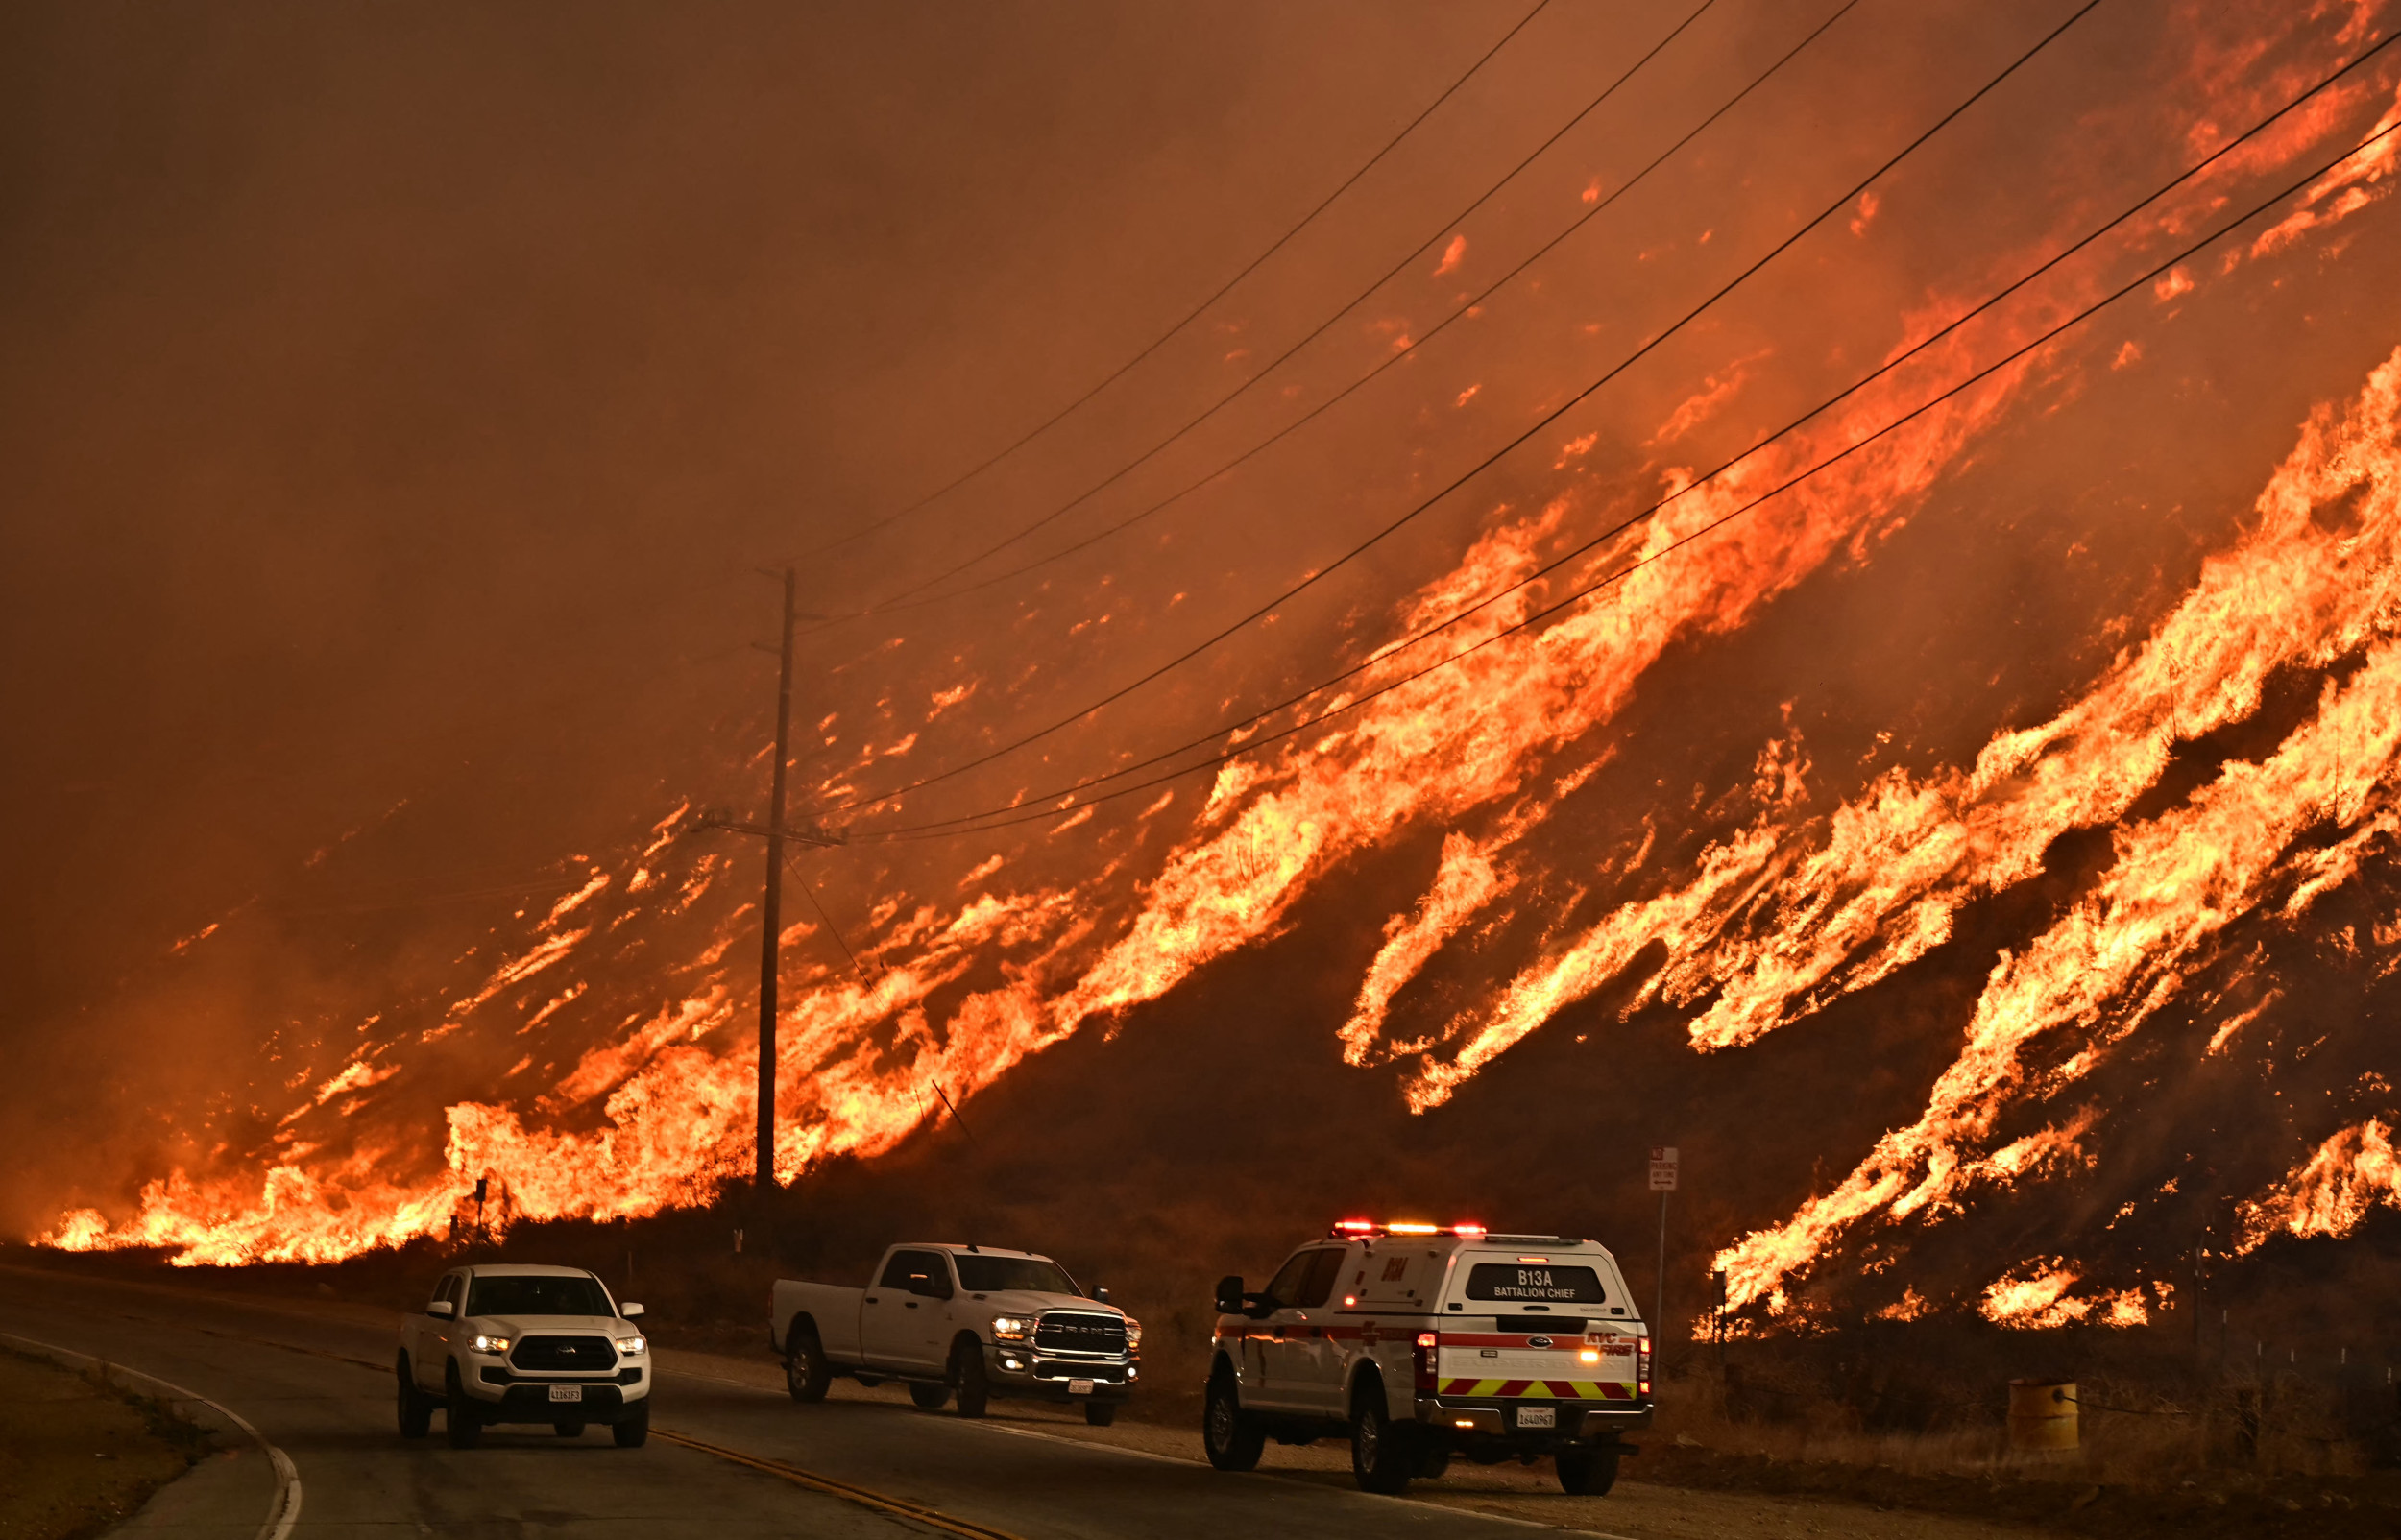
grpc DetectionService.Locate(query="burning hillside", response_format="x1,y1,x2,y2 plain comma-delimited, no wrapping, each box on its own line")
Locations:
17,0,2401,1337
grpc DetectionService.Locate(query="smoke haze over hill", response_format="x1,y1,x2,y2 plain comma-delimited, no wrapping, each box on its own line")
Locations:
8,0,2401,1335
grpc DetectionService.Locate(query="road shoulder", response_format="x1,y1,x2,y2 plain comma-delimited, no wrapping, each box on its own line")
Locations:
0,1345,211,1540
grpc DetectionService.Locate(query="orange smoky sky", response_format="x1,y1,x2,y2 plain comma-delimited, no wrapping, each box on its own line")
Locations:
6,0,2401,1322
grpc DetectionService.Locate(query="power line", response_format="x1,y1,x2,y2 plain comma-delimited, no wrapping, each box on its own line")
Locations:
855,0,1732,614
829,0,2112,818
868,20,2401,837
859,82,2401,842
784,847,883,988
781,0,1559,566
838,0,1853,625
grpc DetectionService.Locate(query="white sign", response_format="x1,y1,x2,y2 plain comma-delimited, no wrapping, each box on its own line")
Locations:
1649,1145,1680,1191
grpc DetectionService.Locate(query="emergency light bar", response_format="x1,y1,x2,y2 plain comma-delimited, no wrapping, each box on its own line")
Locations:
1329,1219,1488,1239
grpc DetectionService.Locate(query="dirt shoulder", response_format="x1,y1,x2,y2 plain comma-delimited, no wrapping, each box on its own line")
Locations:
0,1347,211,1540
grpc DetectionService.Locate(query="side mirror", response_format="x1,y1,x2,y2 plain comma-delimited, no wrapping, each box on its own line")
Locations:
1245,1292,1275,1320
908,1275,947,1300
1214,1275,1245,1314
619,1302,644,1320
427,1301,455,1319
1093,1286,1111,1304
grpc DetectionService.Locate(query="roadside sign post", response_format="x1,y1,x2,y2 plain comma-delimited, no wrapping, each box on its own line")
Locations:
1649,1146,1679,1337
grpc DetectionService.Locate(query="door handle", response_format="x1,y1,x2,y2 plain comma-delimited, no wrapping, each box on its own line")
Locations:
864,1296,878,1304
904,1301,919,1310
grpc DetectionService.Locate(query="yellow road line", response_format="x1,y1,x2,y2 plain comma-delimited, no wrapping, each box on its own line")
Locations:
651,1428,1031,1540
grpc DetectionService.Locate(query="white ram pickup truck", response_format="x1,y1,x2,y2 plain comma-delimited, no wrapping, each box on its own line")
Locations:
771,1243,1139,1425
1202,1220,1651,1494
396,1263,651,1448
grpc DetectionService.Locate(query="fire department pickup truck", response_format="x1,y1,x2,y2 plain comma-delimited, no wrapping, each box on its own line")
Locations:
770,1243,1139,1425
1203,1221,1651,1494
395,1263,651,1448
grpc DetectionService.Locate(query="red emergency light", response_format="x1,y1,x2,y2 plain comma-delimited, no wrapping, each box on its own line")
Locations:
1327,1219,1491,1239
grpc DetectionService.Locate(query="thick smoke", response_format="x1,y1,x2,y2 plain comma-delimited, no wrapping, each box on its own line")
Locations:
10,0,2401,1334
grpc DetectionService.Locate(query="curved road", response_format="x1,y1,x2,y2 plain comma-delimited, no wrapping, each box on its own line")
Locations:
0,1264,1587,1540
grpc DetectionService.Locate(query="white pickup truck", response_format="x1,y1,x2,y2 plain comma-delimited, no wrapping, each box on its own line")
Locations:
395,1263,651,1448
1201,1220,1651,1494
770,1243,1139,1425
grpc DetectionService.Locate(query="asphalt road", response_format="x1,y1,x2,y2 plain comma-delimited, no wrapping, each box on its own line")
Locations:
0,1265,1579,1540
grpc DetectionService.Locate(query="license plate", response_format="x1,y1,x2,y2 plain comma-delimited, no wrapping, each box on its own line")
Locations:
1516,1406,1555,1429
1068,1378,1095,1396
548,1384,583,1404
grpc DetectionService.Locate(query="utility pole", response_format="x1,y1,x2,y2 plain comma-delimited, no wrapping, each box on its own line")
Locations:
694,573,844,1195
757,567,797,1192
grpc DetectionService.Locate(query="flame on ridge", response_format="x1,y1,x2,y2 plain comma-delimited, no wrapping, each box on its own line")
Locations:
36,5,2401,1271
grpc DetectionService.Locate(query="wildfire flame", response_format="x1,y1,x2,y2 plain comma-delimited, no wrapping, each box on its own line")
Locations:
35,4,2401,1305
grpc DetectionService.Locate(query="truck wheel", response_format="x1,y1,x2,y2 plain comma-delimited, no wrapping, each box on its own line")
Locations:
396,1353,432,1439
1348,1384,1414,1494
1084,1402,1115,1428
1556,1443,1619,1495
785,1326,833,1403
443,1363,482,1449
612,1401,650,1448
909,1382,952,1410
952,1340,990,1419
1201,1368,1264,1472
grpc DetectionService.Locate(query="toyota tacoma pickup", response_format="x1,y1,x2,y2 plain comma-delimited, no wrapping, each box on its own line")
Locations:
1201,1220,1651,1494
396,1263,651,1448
771,1243,1139,1424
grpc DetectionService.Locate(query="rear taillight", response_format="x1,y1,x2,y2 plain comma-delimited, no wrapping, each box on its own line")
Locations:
1637,1332,1652,1397
1413,1331,1440,1393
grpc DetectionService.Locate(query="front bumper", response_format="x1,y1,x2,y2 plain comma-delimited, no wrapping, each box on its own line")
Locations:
985,1343,1136,1403
466,1362,648,1411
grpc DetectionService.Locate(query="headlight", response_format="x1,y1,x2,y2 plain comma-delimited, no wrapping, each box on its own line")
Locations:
1123,1317,1142,1351
990,1315,1032,1341
615,1335,647,1355
471,1335,513,1354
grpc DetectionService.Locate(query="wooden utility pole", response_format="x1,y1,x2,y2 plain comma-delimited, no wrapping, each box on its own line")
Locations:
757,567,797,1191
692,576,844,1192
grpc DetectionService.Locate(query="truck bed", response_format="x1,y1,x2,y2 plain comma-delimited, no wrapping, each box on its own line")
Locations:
771,1279,867,1363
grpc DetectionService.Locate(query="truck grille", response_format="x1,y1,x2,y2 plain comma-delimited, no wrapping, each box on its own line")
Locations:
509,1335,617,1372
1033,1359,1128,1384
1032,1311,1127,1358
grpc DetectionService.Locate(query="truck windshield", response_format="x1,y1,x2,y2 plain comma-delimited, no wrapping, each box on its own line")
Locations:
465,1274,614,1318
954,1256,1077,1295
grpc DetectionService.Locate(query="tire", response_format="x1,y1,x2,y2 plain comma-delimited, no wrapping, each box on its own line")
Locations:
396,1353,432,1439
1084,1402,1115,1428
1201,1369,1265,1472
613,1400,650,1448
785,1327,833,1404
1556,1443,1620,1496
952,1340,990,1419
443,1363,482,1449
553,1422,585,1437
909,1382,952,1410
1348,1384,1414,1495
